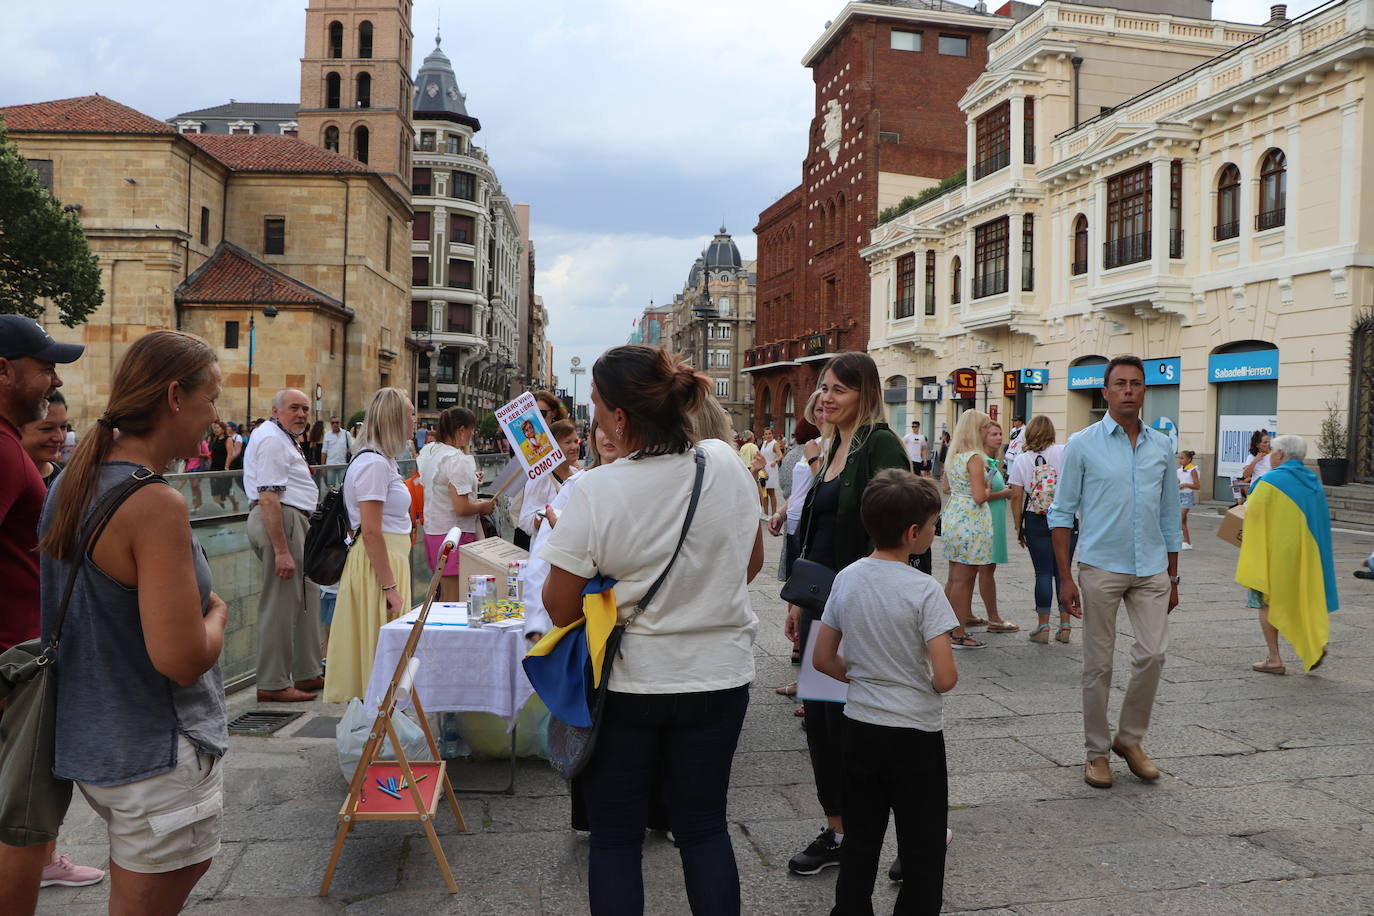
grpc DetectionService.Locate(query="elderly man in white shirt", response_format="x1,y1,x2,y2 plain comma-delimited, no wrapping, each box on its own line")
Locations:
244,388,323,702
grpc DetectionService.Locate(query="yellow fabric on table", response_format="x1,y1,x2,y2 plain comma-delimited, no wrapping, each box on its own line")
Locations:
323,532,413,703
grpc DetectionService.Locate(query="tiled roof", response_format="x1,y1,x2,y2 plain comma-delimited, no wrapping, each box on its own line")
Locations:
170,102,300,121
185,133,370,173
0,95,176,134
176,243,352,317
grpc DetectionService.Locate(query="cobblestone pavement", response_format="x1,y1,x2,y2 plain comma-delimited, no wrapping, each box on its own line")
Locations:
38,506,1374,914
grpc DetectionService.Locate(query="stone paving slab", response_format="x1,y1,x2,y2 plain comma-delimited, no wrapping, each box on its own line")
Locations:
35,517,1374,914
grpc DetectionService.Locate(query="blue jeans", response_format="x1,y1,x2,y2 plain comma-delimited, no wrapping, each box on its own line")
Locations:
1023,513,1077,614
580,684,750,916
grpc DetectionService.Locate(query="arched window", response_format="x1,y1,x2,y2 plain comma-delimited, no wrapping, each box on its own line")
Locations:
1072,214,1088,275
327,21,343,58
354,126,370,164
325,72,341,109
323,125,339,152
1258,149,1286,231
783,386,796,439
950,256,962,303
759,385,772,432
1215,164,1240,240
356,72,372,109
358,21,374,58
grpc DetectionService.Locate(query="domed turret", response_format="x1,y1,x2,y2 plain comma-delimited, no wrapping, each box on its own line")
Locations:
703,225,743,272
413,33,480,130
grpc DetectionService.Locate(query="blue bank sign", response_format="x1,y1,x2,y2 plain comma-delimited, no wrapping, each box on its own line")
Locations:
1068,357,1181,390
1019,368,1048,389
1209,349,1280,383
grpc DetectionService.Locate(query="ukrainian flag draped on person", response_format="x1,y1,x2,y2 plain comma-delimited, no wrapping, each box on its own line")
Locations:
1235,459,1338,670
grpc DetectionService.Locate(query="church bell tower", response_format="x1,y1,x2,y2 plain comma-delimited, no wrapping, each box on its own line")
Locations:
298,0,414,198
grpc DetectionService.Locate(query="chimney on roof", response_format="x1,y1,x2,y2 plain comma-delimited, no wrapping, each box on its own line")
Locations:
1268,4,1287,24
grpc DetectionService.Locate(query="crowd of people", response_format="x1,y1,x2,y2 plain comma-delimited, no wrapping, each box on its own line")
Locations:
0,312,1348,915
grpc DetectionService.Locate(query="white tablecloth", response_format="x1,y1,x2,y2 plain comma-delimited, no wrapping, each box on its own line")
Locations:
365,603,534,728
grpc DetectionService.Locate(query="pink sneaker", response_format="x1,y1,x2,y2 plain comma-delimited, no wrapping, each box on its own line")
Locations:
40,853,105,888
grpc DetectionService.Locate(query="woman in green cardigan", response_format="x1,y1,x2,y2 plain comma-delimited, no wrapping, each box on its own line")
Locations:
781,351,913,877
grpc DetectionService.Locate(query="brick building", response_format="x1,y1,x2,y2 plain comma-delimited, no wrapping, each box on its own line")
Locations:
747,0,1009,432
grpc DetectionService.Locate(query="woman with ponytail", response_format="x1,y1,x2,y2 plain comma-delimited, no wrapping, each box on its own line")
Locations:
38,330,228,913
541,344,764,915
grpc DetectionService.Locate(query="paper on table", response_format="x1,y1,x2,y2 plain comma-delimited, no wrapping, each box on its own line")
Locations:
796,623,848,703
401,602,469,624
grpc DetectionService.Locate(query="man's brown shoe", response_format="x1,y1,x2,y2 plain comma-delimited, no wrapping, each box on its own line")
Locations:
293,677,325,691
1111,740,1161,781
1084,756,1113,788
257,687,317,703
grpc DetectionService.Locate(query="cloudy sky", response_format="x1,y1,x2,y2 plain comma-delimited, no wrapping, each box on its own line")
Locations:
1,0,1320,400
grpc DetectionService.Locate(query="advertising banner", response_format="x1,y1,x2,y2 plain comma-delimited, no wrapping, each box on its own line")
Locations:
495,392,566,484
1209,349,1280,384
1216,414,1278,479
1019,367,1047,390
953,368,977,399
1003,371,1018,397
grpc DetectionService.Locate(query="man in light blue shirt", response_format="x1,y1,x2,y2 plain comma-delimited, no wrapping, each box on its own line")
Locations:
1050,355,1181,790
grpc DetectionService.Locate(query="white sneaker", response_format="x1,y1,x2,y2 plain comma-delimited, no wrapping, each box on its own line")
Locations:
1181,542,1193,550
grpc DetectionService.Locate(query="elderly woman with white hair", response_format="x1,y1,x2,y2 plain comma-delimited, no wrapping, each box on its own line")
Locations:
1235,434,1339,675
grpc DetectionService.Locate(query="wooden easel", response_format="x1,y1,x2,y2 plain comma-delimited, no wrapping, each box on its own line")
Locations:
319,536,469,896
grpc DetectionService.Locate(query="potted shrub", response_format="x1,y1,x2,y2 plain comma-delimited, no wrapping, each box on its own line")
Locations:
1317,403,1350,487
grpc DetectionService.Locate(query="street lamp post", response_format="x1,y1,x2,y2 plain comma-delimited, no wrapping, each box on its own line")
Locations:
569,356,585,420
693,263,714,391
244,287,279,430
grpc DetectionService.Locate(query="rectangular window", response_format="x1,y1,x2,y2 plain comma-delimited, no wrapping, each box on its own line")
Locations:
412,256,429,286
449,213,474,244
224,321,240,349
718,324,731,339
1023,97,1035,165
446,303,471,333
26,160,53,193
414,210,431,241
418,131,436,151
716,349,730,368
891,29,921,51
412,167,432,196
939,34,969,56
715,378,731,399
385,215,393,271
263,217,285,255
1022,214,1034,291
1104,164,1151,269
448,258,474,290
924,250,936,316
895,252,916,319
451,171,476,201
229,125,253,135
446,135,461,155
418,359,429,384
329,326,336,357
973,217,1009,298
410,300,429,332
1169,159,1183,258
438,350,457,383
199,206,210,246
974,102,1010,179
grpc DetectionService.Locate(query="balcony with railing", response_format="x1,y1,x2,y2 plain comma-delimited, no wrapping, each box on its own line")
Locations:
973,269,1008,300
1256,208,1285,232
1214,221,1240,242
1103,232,1151,270
973,149,1010,181
1071,258,1088,276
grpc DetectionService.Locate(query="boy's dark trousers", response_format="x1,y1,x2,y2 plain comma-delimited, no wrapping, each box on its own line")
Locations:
831,718,947,916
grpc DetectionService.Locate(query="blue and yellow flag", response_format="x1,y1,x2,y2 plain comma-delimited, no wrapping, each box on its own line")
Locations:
522,575,618,728
1236,461,1339,670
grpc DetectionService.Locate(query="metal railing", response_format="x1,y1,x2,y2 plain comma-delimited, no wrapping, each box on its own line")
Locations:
1169,229,1184,259
1103,232,1151,269
974,149,1010,180
1256,208,1285,231
972,269,1008,299
1071,258,1088,276
1214,220,1240,241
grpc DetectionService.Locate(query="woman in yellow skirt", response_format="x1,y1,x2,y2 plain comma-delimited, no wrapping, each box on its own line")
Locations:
323,387,415,703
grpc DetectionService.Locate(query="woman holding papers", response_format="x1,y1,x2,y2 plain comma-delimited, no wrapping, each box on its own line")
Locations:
323,388,415,704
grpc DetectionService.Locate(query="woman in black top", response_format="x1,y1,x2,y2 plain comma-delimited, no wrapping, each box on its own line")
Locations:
208,420,232,507
782,352,911,877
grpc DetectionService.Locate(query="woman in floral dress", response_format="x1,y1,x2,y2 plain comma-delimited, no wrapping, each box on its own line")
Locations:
978,421,1020,634
941,409,1012,648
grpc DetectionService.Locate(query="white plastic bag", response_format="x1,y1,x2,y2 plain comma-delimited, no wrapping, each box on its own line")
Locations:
335,697,431,781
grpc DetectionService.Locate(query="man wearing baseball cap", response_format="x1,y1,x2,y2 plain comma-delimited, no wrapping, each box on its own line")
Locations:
0,315,104,908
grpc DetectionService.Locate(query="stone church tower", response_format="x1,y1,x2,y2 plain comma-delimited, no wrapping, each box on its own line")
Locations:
298,0,415,198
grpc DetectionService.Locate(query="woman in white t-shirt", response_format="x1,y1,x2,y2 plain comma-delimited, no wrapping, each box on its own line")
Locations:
760,427,782,517
420,406,495,600
323,388,415,704
541,345,764,915
1006,415,1075,645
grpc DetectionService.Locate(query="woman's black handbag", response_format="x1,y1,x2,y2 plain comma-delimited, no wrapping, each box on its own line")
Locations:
780,556,835,616
303,449,374,585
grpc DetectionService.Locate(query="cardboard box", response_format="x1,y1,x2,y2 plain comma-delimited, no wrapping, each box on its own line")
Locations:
458,537,529,600
1216,503,1246,548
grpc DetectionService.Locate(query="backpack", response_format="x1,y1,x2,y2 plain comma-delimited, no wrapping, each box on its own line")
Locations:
303,449,374,586
1025,454,1058,515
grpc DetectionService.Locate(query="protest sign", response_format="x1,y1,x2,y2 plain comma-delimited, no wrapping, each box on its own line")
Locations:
495,392,566,484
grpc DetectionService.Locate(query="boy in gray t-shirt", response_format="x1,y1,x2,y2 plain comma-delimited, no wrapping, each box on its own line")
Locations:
814,469,958,915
